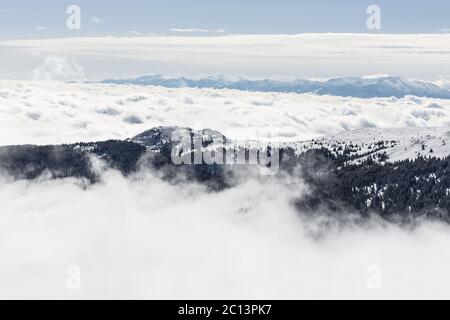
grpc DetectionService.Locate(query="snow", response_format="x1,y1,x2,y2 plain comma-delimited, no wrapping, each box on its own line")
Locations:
104,75,450,99
285,127,450,163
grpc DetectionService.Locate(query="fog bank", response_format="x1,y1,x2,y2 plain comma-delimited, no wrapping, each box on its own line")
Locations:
1,170,450,299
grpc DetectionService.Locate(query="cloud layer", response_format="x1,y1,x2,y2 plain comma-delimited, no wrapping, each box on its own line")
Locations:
1,169,450,299
2,34,450,300
1,80,450,146
2,79,450,299
2,34,450,80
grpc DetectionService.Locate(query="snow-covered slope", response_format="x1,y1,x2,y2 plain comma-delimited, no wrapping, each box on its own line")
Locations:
314,77,450,99
130,126,450,165
103,75,450,99
132,126,227,151
286,127,450,163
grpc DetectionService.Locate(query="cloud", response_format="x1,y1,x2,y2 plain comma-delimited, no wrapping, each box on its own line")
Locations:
2,34,450,79
170,28,210,33
34,26,47,31
31,55,84,81
169,28,224,33
90,16,104,25
1,167,450,299
2,33,450,300
1,80,450,146
123,114,143,124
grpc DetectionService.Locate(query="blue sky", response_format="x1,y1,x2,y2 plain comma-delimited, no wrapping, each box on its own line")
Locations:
1,0,450,38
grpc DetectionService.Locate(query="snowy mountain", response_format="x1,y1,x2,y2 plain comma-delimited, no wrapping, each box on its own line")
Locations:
1,126,449,218
132,126,228,151
102,75,450,99
286,127,450,164
131,126,450,165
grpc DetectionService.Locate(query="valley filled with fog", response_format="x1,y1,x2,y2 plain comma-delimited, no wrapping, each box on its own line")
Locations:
1,79,450,299
2,167,450,299
1,80,450,146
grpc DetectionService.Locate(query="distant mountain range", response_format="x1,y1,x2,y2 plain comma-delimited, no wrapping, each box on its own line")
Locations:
1,126,449,220
102,75,450,99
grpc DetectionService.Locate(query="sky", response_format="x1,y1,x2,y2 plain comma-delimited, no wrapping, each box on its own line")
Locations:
2,34,450,81
1,0,450,39
1,1,450,80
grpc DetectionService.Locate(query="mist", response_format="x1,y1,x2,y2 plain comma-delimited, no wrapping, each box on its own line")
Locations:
1,80,450,146
1,168,450,300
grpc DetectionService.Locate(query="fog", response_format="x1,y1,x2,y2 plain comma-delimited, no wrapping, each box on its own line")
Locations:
2,80,450,146
1,169,450,300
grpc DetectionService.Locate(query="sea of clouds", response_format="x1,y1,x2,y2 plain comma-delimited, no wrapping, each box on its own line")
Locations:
2,79,450,298
1,80,450,146
1,166,450,299
2,31,450,299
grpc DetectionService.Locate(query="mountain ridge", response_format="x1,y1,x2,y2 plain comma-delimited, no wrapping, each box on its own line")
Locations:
1,126,449,219
102,75,450,99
